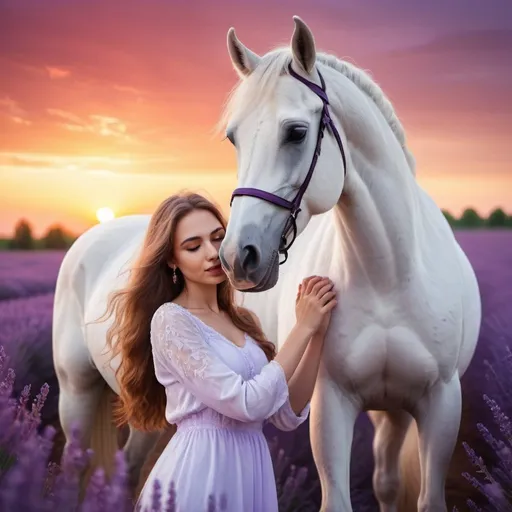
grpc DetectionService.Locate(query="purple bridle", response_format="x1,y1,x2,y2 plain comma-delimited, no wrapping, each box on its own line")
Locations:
230,63,347,264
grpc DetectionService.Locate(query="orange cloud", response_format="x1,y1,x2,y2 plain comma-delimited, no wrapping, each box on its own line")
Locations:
45,66,70,79
0,96,32,125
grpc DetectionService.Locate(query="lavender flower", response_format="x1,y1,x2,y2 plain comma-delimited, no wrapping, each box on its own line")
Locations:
267,435,319,512
165,480,176,512
462,342,512,511
0,344,135,511
0,294,59,425
0,251,64,301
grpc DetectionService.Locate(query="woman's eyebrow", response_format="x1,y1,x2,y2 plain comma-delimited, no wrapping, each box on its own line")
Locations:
180,227,224,246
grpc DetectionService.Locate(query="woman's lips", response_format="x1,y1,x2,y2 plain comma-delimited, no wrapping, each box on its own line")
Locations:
206,264,223,275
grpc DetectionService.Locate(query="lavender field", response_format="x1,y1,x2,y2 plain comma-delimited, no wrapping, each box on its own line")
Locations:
1,230,511,511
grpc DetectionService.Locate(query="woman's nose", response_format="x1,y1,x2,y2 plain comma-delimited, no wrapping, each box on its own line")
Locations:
205,242,219,260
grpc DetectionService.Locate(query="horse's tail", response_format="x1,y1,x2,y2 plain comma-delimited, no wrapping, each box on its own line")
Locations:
82,384,119,492
397,421,421,512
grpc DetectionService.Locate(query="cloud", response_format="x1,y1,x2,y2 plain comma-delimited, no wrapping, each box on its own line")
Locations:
90,115,128,138
112,84,145,95
10,116,32,126
1,154,55,168
0,97,26,117
46,109,133,142
0,151,131,170
46,108,82,123
0,151,181,175
45,66,70,79
0,96,32,125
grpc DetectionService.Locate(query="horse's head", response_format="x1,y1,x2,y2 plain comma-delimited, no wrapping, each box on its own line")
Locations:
219,16,347,292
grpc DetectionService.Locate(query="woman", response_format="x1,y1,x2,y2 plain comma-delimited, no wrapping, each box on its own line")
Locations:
105,192,337,512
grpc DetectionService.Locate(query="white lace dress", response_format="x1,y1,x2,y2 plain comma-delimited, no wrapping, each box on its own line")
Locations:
135,302,310,512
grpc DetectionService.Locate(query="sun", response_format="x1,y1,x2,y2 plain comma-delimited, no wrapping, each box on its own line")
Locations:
96,207,115,223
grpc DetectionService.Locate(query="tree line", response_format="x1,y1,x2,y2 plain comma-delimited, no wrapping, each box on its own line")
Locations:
3,219,78,250
442,207,512,229
2,207,511,250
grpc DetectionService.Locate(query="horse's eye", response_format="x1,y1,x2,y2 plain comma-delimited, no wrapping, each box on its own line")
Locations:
285,125,307,144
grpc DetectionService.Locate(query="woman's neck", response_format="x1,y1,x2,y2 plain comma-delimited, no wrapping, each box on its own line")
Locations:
179,281,220,313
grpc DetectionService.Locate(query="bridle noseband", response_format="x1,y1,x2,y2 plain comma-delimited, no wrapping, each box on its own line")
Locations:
230,63,347,264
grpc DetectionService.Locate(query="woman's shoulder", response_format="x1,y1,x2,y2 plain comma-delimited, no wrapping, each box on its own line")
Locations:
152,301,196,330
153,300,176,318
150,302,207,355
154,300,189,315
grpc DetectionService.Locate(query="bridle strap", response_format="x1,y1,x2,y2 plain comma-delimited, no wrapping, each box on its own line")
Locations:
230,62,347,264
230,188,294,210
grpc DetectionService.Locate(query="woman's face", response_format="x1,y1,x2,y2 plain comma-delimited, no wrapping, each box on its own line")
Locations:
172,209,227,286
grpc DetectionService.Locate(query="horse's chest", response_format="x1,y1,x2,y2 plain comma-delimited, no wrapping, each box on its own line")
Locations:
322,293,462,406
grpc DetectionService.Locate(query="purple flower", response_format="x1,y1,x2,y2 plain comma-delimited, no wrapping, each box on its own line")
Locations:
462,341,512,511
0,251,64,301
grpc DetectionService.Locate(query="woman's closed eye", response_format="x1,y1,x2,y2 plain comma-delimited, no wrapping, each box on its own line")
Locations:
186,235,224,252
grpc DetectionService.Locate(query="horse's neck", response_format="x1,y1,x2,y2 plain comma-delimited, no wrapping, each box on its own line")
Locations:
332,94,419,293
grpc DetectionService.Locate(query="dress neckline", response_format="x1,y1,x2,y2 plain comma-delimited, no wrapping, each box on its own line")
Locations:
169,302,249,350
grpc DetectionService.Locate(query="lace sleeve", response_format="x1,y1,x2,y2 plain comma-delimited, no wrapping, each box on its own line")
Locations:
151,303,289,423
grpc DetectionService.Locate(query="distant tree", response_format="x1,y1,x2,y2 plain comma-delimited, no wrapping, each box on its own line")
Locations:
10,219,35,249
41,225,70,249
459,208,483,228
487,207,508,228
442,209,457,227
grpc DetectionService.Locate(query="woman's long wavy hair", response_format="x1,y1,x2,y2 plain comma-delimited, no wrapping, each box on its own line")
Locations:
102,192,276,432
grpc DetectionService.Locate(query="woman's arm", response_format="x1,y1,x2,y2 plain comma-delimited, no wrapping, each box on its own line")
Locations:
272,322,315,381
286,276,336,413
287,332,325,414
251,276,336,415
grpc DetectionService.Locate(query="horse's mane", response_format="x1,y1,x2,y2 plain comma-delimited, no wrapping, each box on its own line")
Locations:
219,47,416,175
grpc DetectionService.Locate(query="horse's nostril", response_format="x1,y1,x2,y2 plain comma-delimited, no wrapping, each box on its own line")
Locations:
241,245,261,273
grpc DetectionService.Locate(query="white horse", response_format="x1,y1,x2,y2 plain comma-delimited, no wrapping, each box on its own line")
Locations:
217,16,481,512
51,15,481,512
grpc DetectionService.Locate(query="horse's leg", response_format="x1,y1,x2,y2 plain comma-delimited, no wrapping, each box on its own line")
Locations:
310,370,359,512
368,410,412,512
414,374,462,512
58,377,105,448
57,367,108,492
54,327,118,486
54,300,106,458
123,426,160,491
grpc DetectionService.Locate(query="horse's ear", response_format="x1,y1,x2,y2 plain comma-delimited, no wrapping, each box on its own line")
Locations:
227,27,261,78
290,16,316,75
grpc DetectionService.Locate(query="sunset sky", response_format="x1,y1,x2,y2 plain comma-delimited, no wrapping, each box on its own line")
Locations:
0,0,511,237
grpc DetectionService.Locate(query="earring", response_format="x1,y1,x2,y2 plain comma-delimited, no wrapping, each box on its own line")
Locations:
172,266,177,284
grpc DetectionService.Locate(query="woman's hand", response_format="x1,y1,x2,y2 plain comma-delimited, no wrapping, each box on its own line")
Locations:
295,276,337,336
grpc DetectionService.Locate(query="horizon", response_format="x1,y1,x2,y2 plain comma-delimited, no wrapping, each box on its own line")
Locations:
3,203,511,241
1,0,511,238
